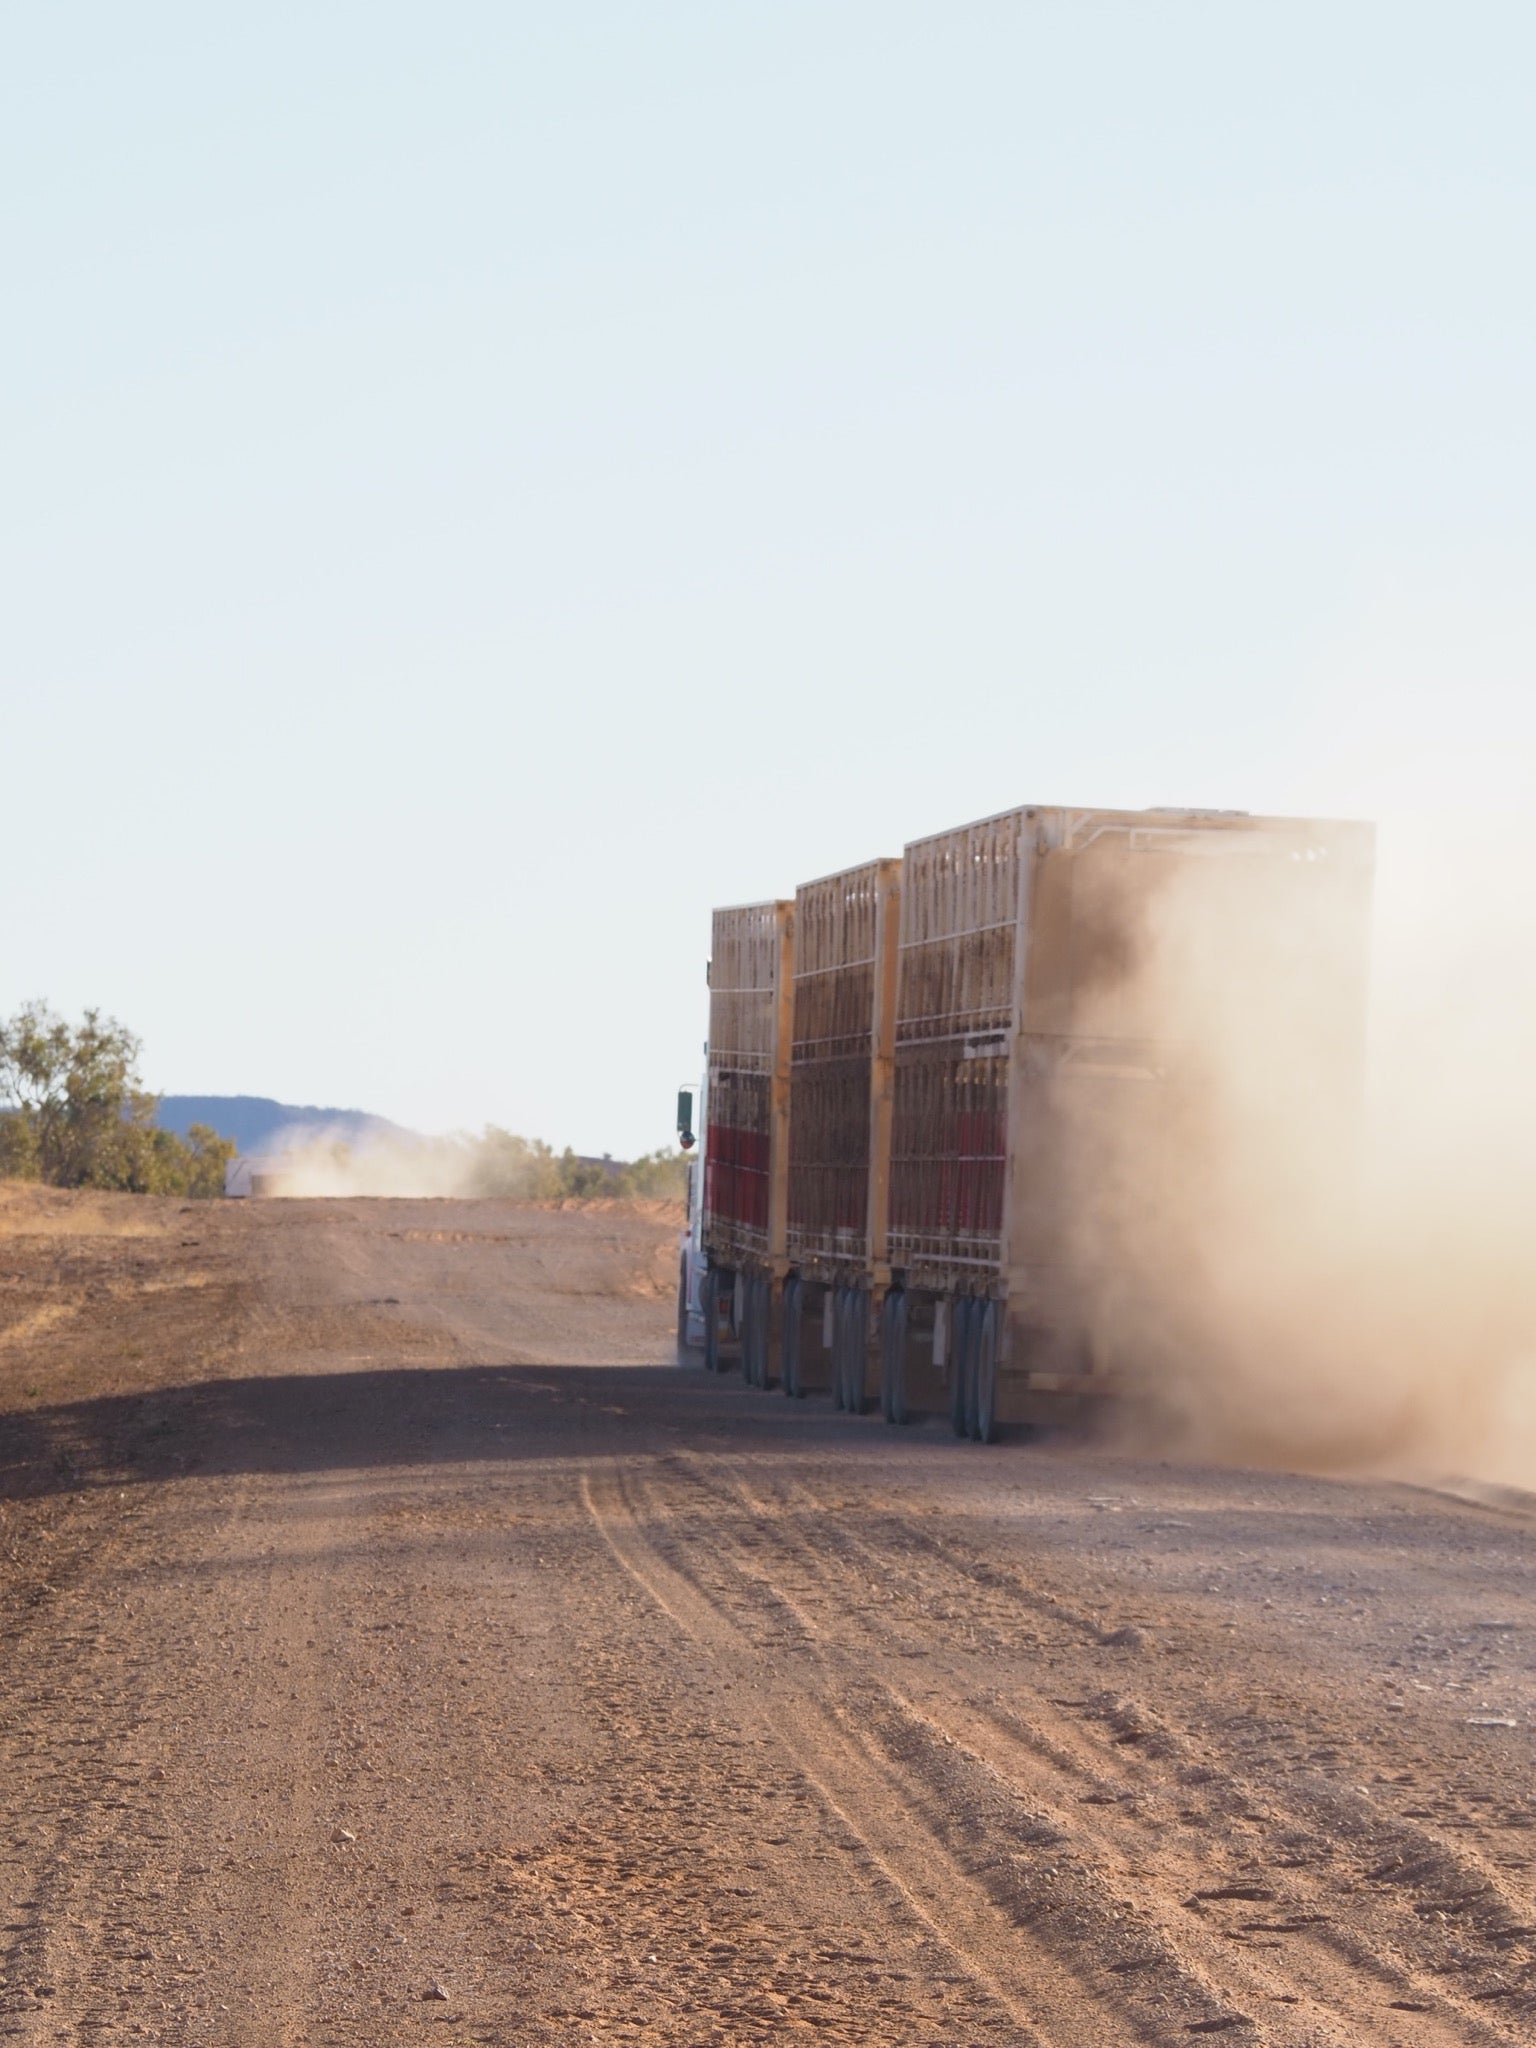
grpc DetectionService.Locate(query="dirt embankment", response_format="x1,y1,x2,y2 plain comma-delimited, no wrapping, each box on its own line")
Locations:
2,1189,1535,2044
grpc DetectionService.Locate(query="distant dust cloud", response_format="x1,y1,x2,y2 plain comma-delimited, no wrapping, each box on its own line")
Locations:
251,1129,556,1201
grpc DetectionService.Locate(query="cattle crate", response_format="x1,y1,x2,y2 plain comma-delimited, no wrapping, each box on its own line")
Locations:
780,858,901,1408
702,899,794,1383
881,805,1375,1439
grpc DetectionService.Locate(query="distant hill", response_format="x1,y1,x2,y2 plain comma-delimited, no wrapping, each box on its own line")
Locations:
157,1095,406,1155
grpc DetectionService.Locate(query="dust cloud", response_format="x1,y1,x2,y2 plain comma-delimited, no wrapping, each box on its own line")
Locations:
248,1127,563,1201
1068,816,1536,1489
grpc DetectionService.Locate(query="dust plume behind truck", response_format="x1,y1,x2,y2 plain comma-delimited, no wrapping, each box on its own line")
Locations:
686,802,1374,1440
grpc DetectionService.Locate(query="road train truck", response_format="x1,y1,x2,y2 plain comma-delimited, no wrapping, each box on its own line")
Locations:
679,802,1373,1439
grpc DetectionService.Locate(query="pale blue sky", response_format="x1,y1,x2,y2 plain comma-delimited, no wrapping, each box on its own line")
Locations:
5,4,1533,1156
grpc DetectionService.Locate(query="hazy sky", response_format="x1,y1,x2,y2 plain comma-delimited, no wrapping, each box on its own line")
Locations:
5,4,1534,1157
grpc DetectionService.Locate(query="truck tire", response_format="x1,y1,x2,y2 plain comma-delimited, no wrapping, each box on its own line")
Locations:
703,1265,723,1374
676,1257,690,1353
751,1273,765,1388
833,1287,855,1412
781,1272,804,1396
751,1272,771,1390
880,1289,908,1424
949,1297,973,1437
972,1297,999,1444
845,1288,869,1415
757,1273,772,1390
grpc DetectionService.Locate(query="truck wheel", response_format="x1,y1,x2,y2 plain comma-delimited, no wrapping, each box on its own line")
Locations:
972,1298,999,1444
781,1273,804,1396
949,1297,973,1437
881,1289,908,1423
750,1273,766,1388
845,1288,869,1415
676,1258,690,1353
753,1273,770,1390
703,1266,723,1374
834,1288,855,1412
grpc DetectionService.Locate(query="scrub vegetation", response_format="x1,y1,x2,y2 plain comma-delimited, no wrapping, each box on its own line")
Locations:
0,1001,234,1197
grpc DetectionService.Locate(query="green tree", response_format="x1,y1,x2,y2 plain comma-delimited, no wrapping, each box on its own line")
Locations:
182,1122,239,1197
614,1147,689,1199
0,1002,235,1196
469,1128,562,1199
0,1102,38,1179
0,1003,138,1186
555,1148,616,1198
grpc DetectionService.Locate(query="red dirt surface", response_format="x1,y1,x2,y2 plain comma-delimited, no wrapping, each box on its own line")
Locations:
2,1186,1535,2044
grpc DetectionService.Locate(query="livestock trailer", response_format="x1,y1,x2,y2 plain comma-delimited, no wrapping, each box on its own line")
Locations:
692,803,1373,1441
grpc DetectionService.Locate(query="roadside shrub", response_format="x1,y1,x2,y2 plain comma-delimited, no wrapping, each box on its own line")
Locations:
618,1147,689,1199
469,1130,687,1201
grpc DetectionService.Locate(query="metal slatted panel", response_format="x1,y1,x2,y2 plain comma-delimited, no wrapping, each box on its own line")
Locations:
786,862,883,1272
889,811,1024,1280
704,902,782,1262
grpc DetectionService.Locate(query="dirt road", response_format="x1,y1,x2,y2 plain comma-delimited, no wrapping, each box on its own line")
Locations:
2,1190,1535,2044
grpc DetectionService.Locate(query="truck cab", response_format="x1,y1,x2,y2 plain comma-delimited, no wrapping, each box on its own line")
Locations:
675,1078,707,1352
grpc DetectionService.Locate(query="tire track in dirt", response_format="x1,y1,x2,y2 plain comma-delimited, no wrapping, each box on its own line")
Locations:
741,1455,1536,2034
670,1458,1438,2046
633,1448,1530,2045
699,1463,1416,2044
918,1693,1510,2048
586,1456,1227,2046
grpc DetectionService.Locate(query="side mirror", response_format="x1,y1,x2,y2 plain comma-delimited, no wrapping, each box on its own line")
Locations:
676,1087,696,1151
